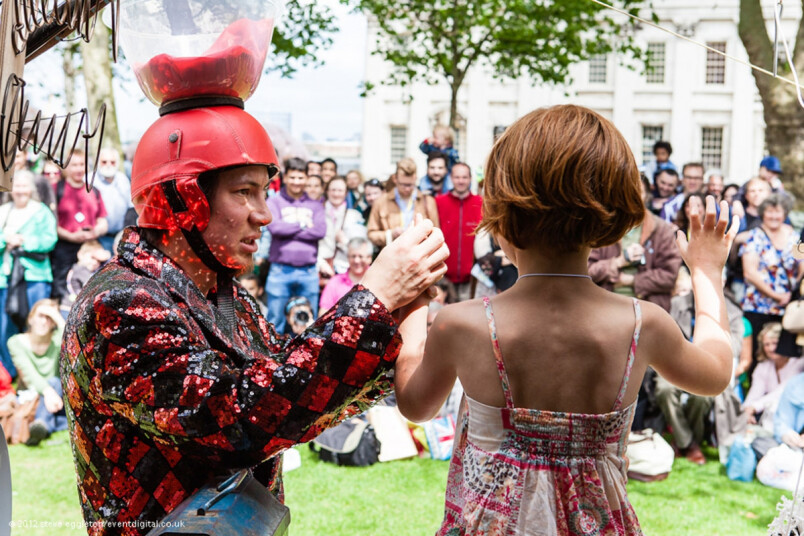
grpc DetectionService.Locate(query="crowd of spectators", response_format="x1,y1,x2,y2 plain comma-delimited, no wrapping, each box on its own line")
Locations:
1,129,803,494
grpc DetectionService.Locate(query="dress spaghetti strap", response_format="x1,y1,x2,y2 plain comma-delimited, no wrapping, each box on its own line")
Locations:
482,296,514,409
611,298,642,412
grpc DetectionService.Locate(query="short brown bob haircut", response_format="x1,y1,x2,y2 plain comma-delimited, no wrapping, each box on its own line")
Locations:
478,105,644,253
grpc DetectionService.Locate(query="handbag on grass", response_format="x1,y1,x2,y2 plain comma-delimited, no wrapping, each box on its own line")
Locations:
146,469,289,536
626,429,674,482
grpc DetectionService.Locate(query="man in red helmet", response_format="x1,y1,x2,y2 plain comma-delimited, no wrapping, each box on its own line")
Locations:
60,105,448,535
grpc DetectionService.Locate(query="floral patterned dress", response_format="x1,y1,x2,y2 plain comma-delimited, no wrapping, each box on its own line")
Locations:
739,227,799,316
437,297,643,536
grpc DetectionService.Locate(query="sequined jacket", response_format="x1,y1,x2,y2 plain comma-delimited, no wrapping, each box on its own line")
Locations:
60,228,401,536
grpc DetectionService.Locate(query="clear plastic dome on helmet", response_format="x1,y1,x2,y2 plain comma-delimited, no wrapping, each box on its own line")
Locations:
110,0,285,106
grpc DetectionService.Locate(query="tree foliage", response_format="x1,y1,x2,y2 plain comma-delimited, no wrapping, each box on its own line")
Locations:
343,0,649,129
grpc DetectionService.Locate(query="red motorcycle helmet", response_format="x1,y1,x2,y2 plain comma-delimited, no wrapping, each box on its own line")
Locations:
131,105,279,233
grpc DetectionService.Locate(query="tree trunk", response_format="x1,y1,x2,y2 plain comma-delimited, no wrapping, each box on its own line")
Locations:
449,82,459,131
739,0,804,201
62,43,78,112
80,22,120,151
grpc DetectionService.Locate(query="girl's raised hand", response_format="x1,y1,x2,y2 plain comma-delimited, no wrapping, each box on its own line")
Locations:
675,196,739,275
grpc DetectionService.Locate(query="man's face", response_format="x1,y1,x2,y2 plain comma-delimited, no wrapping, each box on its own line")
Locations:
759,167,778,183
284,169,308,199
745,180,771,208
202,166,272,274
706,175,724,198
682,166,704,194
364,185,382,206
451,165,471,196
321,161,337,181
427,158,447,183
654,148,670,163
347,244,372,277
66,154,86,184
346,171,361,190
395,171,416,199
99,150,119,179
655,171,678,198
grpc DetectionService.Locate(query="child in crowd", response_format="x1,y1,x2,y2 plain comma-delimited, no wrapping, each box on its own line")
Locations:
59,240,111,319
238,273,267,316
394,105,738,534
419,124,460,172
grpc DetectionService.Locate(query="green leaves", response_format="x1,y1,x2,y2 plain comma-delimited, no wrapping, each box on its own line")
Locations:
266,0,338,77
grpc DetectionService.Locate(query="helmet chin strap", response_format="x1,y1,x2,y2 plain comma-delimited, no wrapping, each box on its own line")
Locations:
160,180,237,333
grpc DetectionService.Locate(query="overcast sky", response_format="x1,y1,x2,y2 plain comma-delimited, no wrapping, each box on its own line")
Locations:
24,0,367,145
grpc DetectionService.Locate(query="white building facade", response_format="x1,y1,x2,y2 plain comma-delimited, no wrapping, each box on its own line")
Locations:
360,1,794,185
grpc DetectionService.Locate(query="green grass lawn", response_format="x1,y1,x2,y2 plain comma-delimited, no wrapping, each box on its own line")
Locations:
6,432,792,535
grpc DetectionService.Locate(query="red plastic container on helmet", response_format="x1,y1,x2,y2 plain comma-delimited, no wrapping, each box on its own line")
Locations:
111,0,284,106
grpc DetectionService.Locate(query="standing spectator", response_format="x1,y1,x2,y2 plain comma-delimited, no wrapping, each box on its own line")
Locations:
319,237,373,314
321,157,337,183
32,160,57,213
345,169,364,210
722,183,740,206
740,193,800,363
238,273,267,317
305,174,324,202
675,193,707,238
650,168,679,215
368,157,439,249
0,170,57,379
705,169,725,201
306,160,322,177
265,157,326,334
435,163,482,303
419,124,460,172
759,155,784,192
643,140,676,182
58,240,110,320
361,178,384,221
93,147,133,254
418,152,452,197
317,175,367,283
9,299,65,446
589,175,682,313
51,150,107,301
734,177,772,232
660,162,705,223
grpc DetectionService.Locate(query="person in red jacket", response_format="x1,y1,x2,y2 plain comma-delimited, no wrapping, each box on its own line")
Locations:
436,163,483,302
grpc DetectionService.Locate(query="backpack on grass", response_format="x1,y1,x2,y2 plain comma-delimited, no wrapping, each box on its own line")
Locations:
309,417,380,467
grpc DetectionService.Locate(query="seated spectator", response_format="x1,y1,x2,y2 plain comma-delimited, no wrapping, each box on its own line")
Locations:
0,362,12,399
0,170,57,379
755,372,804,491
675,193,706,238
238,273,267,317
305,174,324,202
589,174,682,313
319,237,372,314
743,323,804,433
8,299,65,446
419,124,460,172
59,240,110,319
660,162,705,223
317,175,367,285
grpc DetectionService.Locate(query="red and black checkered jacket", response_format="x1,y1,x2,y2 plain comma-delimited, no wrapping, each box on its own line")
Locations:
60,228,401,535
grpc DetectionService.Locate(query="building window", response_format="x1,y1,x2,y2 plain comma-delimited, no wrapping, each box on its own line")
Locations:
390,126,407,165
646,42,665,84
589,54,607,84
706,42,726,84
641,125,664,165
493,125,507,142
701,127,723,169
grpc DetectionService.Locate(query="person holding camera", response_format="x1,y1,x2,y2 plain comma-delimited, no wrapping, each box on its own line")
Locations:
589,174,682,313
